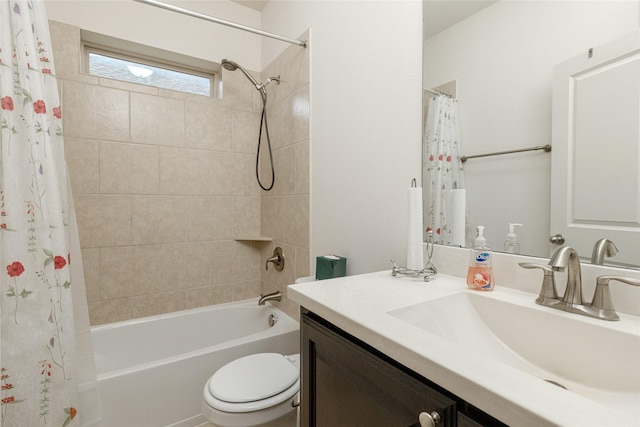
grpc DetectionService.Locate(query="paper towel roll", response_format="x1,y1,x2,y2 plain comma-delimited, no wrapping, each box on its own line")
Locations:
407,186,424,270
451,189,466,247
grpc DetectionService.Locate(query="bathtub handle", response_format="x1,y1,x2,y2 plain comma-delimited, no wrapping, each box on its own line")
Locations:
266,247,285,272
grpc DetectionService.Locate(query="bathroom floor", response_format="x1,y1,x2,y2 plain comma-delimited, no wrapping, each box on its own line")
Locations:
196,410,297,427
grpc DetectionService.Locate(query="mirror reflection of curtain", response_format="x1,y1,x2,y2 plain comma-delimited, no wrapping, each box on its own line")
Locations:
423,95,466,245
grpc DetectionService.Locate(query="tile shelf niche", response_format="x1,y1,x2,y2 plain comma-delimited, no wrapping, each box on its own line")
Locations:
233,236,273,242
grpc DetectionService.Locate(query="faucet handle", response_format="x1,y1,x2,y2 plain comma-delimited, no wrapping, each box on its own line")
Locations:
591,276,640,320
265,247,285,271
518,262,559,303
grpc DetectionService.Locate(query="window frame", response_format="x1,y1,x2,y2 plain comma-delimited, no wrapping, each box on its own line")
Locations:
81,30,219,97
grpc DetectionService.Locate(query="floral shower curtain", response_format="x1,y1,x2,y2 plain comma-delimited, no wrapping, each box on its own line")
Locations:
0,1,79,425
423,94,466,245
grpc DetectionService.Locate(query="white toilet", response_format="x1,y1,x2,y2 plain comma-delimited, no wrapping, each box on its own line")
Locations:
202,352,300,427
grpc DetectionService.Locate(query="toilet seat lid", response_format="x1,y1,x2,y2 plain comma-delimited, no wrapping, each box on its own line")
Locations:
208,353,299,403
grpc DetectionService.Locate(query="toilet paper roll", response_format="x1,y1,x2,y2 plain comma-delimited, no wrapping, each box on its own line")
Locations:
451,189,466,247
407,186,424,270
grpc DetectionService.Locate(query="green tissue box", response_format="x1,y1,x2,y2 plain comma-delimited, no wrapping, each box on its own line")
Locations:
316,255,347,280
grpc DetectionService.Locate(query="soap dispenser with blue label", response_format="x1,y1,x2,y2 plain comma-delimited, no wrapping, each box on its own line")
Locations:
466,226,495,291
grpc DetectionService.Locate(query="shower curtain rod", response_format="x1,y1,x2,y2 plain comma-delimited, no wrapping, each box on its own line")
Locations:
424,88,454,98
133,0,307,48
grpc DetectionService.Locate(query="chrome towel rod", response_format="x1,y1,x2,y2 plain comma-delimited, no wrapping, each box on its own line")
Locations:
133,0,307,48
461,144,551,163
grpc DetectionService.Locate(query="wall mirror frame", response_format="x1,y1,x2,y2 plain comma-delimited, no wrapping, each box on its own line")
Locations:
422,0,640,270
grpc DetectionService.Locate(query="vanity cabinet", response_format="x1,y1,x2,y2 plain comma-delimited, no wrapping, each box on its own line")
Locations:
301,310,507,427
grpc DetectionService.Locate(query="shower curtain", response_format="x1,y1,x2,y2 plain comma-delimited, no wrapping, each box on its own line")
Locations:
0,1,80,425
423,94,466,246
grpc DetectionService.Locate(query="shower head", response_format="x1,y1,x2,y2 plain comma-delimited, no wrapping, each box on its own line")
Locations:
221,59,238,71
221,58,260,89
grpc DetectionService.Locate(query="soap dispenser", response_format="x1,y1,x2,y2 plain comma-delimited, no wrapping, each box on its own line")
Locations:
504,223,523,254
467,226,495,291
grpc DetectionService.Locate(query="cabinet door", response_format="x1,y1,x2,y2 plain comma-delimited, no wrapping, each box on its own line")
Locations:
301,313,456,427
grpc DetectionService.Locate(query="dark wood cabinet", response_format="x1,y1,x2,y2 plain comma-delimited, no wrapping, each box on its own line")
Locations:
301,310,507,427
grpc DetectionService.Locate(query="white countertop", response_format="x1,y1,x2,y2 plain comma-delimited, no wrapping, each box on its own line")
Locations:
288,271,640,427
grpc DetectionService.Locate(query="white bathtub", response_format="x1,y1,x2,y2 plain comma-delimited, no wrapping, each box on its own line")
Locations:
91,299,300,427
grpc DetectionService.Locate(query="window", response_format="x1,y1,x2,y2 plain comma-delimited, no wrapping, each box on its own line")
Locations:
82,31,218,97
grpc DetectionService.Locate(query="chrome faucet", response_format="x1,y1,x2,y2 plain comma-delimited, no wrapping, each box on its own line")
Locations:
258,290,282,305
590,238,618,265
520,246,640,321
549,246,583,306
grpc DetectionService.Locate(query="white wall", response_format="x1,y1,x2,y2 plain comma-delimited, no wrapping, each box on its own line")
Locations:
262,1,424,275
424,1,639,257
44,0,262,71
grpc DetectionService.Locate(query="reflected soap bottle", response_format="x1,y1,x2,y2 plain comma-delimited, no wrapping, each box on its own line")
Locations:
466,226,495,291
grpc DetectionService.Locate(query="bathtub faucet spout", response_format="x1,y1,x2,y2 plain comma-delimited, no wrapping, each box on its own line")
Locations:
258,291,282,305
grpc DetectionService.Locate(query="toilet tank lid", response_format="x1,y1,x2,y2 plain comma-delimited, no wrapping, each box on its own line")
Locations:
208,353,299,403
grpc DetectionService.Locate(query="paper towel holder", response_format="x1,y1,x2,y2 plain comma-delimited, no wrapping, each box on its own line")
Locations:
391,231,438,282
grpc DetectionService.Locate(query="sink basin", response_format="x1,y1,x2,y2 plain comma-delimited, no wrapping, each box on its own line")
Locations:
388,289,640,421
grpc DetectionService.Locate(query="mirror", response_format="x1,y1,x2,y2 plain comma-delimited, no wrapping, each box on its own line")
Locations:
422,0,640,268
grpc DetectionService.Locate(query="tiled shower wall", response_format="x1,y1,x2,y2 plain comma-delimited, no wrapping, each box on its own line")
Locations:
49,21,310,325
259,32,311,320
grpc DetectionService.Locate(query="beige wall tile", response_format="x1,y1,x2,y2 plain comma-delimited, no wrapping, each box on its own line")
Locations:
211,152,258,196
100,245,162,299
233,280,261,301
63,81,130,141
220,69,254,112
265,96,288,151
233,242,261,282
186,196,233,241
210,197,234,240
54,20,309,325
131,291,186,318
295,247,311,280
132,195,186,244
259,37,310,318
100,142,160,194
81,248,100,302
291,86,310,145
48,21,82,81
210,240,235,285
66,138,99,194
185,102,232,151
131,92,185,147
295,140,310,195
88,298,132,325
160,242,212,291
159,147,210,195
185,285,234,309
272,146,295,196
261,196,285,241
231,110,260,154
232,197,260,238
210,240,260,285
74,195,131,248
284,195,309,248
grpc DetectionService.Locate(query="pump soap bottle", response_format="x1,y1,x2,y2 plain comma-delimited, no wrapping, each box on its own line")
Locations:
504,223,523,254
466,226,495,291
